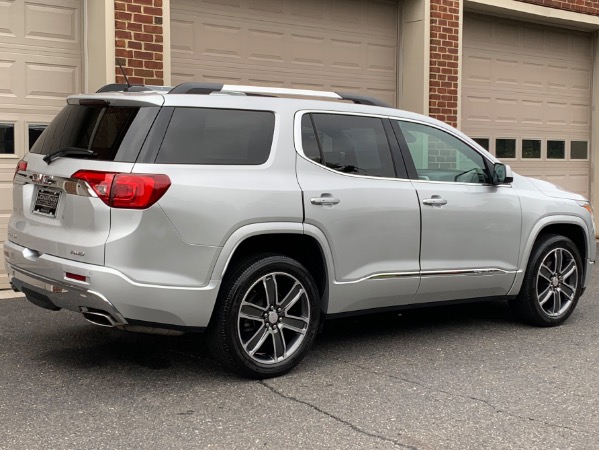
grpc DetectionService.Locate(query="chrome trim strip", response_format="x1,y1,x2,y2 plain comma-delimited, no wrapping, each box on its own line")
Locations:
222,85,342,99
14,170,96,197
334,268,520,285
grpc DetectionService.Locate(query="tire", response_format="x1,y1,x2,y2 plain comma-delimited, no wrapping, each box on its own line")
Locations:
207,254,320,378
510,234,583,327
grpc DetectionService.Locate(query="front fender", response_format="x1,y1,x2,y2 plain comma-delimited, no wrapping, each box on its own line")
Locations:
508,214,593,296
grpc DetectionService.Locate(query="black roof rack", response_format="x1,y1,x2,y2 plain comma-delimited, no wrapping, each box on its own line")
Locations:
166,82,390,107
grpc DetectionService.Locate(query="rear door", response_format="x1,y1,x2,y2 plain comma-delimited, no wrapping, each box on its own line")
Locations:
296,112,421,314
391,119,521,303
9,96,161,265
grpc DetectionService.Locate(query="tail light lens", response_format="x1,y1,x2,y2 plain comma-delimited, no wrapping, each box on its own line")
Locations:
14,160,27,179
71,170,171,209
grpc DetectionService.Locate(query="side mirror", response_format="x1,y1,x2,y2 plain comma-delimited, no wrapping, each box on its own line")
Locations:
492,163,513,185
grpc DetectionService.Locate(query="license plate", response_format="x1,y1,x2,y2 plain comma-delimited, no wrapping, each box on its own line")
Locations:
33,188,60,218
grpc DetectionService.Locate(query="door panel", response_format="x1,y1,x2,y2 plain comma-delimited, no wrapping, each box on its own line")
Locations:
393,119,522,303
296,112,421,314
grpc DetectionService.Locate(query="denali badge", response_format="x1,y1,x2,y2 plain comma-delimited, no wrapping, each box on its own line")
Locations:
70,250,85,256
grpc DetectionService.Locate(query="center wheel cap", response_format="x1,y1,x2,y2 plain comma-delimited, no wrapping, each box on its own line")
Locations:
268,311,279,324
551,276,560,288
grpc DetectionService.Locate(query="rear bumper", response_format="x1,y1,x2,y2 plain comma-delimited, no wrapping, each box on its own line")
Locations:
5,240,220,329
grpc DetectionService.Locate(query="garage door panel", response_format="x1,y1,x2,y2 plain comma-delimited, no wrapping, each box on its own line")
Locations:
172,0,398,106
0,0,81,289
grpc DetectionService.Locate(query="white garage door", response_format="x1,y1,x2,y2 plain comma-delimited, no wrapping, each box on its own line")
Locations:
0,0,82,288
171,0,399,106
462,13,592,198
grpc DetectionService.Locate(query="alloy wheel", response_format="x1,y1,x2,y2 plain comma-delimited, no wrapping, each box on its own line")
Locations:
536,247,578,317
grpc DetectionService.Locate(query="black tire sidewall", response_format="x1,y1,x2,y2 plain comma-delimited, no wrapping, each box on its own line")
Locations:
521,235,583,326
211,255,320,378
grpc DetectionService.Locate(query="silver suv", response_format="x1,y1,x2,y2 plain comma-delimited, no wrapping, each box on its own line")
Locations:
6,83,595,378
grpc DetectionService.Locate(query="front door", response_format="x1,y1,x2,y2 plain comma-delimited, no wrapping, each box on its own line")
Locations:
392,120,522,304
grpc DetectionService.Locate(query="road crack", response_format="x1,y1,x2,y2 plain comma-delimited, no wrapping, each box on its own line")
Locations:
259,380,420,449
336,359,597,437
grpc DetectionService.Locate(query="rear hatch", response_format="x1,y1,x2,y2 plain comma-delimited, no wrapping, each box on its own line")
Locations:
9,93,163,266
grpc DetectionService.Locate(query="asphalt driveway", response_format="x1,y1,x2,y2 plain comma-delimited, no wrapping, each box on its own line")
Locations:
1,278,598,449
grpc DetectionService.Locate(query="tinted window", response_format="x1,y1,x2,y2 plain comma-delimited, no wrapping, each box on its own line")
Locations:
397,121,490,184
302,113,395,178
30,104,146,161
157,108,275,165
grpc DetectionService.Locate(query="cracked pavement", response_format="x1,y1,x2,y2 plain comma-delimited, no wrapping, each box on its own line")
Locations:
1,274,598,449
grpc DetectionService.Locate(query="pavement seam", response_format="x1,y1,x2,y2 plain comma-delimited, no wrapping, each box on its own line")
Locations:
259,380,419,450
336,359,598,437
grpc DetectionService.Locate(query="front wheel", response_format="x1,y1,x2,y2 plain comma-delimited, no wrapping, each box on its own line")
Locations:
510,234,583,326
207,255,320,378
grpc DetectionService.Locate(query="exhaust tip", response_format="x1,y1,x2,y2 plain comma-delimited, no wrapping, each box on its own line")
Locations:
80,307,121,328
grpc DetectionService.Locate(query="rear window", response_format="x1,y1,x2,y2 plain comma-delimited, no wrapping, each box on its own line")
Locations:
30,104,158,162
156,108,275,165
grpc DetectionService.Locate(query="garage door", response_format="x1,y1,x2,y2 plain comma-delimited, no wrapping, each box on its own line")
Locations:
0,0,82,288
171,0,399,106
462,13,592,198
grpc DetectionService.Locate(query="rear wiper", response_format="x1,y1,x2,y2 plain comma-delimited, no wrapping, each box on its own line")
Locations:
43,147,97,164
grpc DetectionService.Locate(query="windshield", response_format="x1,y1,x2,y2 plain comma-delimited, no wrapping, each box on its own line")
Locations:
30,104,158,162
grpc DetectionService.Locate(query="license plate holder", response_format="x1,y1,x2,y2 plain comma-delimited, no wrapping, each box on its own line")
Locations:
33,188,61,218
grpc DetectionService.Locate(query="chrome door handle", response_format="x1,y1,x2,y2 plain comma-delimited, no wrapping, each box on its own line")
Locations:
422,197,447,206
311,196,340,206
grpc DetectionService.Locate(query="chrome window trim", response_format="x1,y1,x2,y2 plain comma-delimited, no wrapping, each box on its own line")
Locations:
293,110,510,187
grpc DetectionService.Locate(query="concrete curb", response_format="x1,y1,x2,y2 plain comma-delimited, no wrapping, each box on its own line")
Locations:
0,290,24,300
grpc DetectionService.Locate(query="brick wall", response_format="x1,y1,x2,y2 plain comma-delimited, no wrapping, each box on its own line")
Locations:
429,0,460,128
115,0,164,86
516,0,599,16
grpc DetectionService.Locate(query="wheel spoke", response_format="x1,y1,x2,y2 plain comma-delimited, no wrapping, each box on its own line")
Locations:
239,302,266,321
263,275,278,308
538,286,553,307
561,260,577,279
272,330,287,360
244,327,270,356
552,291,562,315
555,249,563,273
279,282,304,311
560,282,575,300
281,315,308,334
539,264,553,282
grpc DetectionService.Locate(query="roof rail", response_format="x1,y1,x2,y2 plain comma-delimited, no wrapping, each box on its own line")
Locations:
167,82,390,107
96,83,153,93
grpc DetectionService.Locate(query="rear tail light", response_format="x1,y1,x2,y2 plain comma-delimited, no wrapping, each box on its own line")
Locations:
65,272,87,282
71,170,171,209
14,160,27,179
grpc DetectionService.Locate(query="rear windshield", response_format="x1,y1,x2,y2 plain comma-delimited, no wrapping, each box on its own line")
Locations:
30,104,158,162
156,108,275,165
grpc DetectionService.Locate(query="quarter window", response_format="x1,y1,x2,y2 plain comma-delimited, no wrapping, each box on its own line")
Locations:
397,121,490,184
301,113,396,178
157,108,275,165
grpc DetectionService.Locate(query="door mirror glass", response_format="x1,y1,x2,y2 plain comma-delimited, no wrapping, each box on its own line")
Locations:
492,163,513,184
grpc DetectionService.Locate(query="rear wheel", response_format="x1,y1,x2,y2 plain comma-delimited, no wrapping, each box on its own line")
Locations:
511,234,583,326
207,254,320,378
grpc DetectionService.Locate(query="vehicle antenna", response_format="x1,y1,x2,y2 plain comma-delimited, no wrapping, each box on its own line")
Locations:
115,58,132,90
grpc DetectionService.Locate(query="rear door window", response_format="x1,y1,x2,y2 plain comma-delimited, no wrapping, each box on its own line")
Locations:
30,104,157,162
156,108,275,165
301,113,396,178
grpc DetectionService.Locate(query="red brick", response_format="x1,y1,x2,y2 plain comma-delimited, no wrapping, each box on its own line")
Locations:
133,14,153,24
115,30,131,40
143,24,162,34
133,32,154,42
115,11,132,21
133,68,154,77
127,22,143,32
143,6,162,15
133,50,154,60
144,42,163,52
144,60,163,69
126,3,142,13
